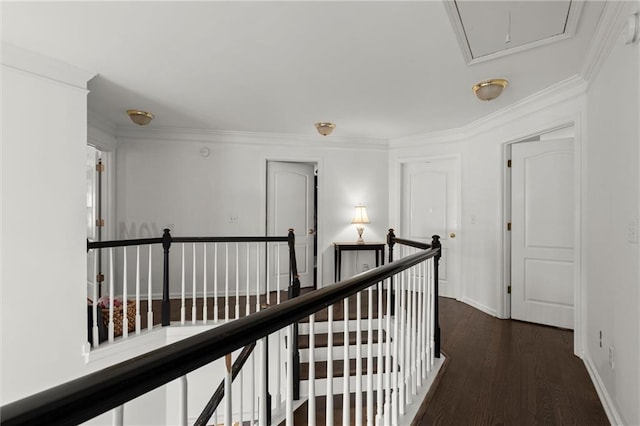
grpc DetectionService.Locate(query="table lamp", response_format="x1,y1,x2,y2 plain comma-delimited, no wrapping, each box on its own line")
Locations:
351,204,370,243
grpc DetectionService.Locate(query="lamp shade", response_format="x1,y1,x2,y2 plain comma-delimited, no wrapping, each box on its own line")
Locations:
351,205,370,224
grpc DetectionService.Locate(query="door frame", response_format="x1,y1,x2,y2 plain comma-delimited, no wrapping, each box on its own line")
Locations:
500,122,584,355
394,153,463,301
263,157,323,289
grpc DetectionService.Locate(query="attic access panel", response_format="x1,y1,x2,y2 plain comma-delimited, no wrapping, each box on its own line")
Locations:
445,0,583,64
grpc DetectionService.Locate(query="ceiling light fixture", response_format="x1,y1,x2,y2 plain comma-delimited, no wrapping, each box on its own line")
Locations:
127,109,154,126
315,122,335,136
472,79,509,101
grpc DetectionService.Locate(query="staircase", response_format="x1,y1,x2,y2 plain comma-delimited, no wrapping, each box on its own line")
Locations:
295,290,392,424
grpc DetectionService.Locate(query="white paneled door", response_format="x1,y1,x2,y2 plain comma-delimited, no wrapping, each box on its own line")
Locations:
267,161,316,289
401,159,460,298
511,139,574,329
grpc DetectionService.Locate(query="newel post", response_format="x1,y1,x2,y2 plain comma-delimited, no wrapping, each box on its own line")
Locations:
287,229,301,400
162,228,172,327
387,229,396,315
431,234,441,358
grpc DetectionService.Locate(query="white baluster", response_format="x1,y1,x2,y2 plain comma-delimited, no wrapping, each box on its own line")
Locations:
286,324,294,425
411,264,417,397
266,244,271,306
326,305,334,426
225,243,229,321
355,291,363,426
179,375,188,426
367,286,374,426
259,337,267,426
342,296,349,426
147,246,153,331
246,243,250,317
384,278,392,425
425,259,431,375
192,243,197,324
421,261,427,380
376,282,383,424
122,246,128,339
276,245,281,305
108,248,115,342
203,244,208,324
181,243,186,325
251,346,256,426
135,246,141,334
429,258,435,368
392,275,400,425
235,243,240,319
112,405,123,426
308,313,316,426
240,368,244,426
405,265,412,405
276,331,282,416
225,354,232,426
399,267,406,416
214,243,219,323
92,251,99,348
255,242,260,314
416,263,423,388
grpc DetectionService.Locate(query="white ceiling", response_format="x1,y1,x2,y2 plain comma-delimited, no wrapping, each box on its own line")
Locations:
2,1,606,140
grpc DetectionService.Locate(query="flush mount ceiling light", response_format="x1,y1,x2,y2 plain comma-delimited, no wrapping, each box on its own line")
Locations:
472,79,509,101
127,109,154,126
315,122,335,136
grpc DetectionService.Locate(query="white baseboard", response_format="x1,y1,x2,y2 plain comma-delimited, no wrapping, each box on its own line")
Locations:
583,352,624,425
460,296,497,317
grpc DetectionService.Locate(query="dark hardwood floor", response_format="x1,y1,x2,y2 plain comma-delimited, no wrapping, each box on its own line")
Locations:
413,297,609,426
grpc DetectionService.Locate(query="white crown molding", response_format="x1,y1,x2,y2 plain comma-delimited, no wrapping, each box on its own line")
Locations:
581,1,628,87
444,0,584,66
464,74,587,137
390,74,587,149
116,126,390,151
1,43,95,90
389,126,466,149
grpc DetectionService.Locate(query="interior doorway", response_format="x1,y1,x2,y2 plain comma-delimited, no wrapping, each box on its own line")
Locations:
400,156,461,299
266,161,318,290
506,134,576,329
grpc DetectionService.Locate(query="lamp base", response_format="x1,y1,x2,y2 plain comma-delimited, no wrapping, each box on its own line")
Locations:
356,226,365,244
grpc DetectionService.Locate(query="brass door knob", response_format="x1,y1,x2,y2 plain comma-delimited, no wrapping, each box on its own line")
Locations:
309,229,316,235
450,233,456,238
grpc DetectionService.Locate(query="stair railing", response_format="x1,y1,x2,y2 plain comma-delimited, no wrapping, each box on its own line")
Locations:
4,234,439,426
85,229,298,347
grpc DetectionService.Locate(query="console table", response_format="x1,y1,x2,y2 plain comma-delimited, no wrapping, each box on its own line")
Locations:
333,242,385,282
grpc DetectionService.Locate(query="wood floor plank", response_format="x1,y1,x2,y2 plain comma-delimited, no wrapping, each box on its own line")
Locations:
413,298,609,426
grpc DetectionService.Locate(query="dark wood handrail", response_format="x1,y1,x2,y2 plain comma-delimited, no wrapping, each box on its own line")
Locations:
87,235,288,251
0,246,439,426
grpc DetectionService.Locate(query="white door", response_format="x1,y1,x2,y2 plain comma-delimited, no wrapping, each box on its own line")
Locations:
511,139,574,329
401,159,460,298
267,161,315,290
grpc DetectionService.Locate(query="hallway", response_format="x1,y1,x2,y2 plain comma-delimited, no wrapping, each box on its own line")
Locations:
414,298,609,425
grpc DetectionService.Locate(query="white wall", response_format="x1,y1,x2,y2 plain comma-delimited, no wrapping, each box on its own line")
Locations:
584,3,640,424
1,46,94,403
115,130,389,290
389,90,586,318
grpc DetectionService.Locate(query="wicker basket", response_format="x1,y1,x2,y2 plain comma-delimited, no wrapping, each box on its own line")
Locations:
101,301,136,337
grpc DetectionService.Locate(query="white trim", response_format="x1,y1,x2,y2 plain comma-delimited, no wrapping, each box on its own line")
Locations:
393,153,463,301
443,0,584,65
391,75,587,149
498,120,583,351
263,156,325,289
583,352,625,425
116,126,389,151
460,296,497,317
1,43,94,89
581,1,628,88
